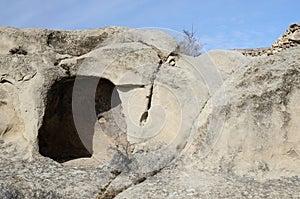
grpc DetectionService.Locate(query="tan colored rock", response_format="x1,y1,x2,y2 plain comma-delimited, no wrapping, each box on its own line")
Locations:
0,26,215,198
201,50,250,79
289,30,300,42
112,46,300,199
0,82,25,145
1,26,300,198
189,46,300,179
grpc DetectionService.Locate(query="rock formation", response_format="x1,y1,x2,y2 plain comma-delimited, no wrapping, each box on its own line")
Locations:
0,24,300,198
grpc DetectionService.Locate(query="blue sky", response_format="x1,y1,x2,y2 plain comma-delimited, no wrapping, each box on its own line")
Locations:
0,0,299,50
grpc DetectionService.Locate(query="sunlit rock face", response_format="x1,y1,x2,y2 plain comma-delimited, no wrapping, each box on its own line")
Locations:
1,25,300,198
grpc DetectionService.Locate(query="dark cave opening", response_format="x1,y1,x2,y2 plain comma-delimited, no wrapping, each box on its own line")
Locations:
38,76,121,163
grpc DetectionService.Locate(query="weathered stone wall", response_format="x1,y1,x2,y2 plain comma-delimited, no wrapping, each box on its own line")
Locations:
236,23,300,57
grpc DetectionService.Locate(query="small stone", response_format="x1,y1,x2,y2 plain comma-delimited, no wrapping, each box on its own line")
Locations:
241,191,248,196
186,188,195,193
289,30,300,42
169,60,176,66
267,50,272,55
9,46,27,55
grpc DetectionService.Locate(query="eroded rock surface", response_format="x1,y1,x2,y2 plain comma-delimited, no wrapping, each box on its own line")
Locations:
0,25,300,198
113,46,300,199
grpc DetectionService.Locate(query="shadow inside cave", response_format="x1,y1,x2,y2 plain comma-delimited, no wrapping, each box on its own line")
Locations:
38,76,121,163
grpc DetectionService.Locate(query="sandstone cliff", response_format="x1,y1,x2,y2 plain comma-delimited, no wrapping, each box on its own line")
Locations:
0,25,300,198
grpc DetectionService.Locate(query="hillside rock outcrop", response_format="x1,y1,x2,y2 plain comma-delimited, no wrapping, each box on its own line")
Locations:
113,45,300,199
0,25,300,198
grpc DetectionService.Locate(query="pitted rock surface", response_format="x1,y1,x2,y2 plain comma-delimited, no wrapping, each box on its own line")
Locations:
0,26,300,198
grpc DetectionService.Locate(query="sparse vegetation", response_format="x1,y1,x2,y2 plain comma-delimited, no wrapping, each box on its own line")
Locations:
176,27,203,57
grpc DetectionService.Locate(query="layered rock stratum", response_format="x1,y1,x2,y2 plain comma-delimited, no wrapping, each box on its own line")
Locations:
0,25,300,198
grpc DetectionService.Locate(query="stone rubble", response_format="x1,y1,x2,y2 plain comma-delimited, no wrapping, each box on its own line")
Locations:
237,23,300,57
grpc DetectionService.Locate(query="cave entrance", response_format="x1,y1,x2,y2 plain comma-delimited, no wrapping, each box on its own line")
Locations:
38,76,121,163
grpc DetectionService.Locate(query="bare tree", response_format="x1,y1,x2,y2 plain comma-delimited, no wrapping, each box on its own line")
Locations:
177,27,203,57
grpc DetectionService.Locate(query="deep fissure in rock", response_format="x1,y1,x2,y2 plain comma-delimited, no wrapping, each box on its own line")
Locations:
147,84,154,110
140,61,163,125
38,76,121,162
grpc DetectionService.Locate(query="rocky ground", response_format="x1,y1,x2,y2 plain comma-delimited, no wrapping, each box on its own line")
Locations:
114,164,300,198
1,143,300,199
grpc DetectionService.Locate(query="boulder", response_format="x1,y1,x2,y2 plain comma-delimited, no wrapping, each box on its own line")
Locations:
191,46,300,179
112,46,300,199
0,26,213,198
289,30,300,42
